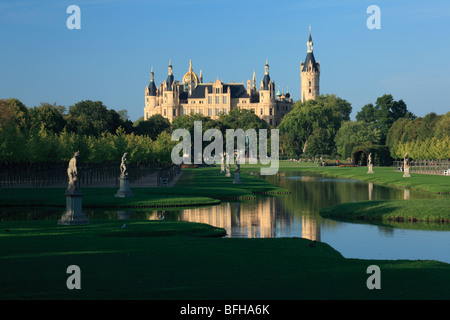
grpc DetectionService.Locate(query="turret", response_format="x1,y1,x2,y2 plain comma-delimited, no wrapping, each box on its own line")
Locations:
300,26,320,102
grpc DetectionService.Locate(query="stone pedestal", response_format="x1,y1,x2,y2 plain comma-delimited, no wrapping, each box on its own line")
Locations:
115,176,134,198
233,172,242,184
58,190,89,225
403,167,411,178
225,165,231,177
367,164,374,174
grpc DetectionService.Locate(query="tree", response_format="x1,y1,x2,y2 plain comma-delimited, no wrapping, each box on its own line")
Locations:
65,100,131,136
0,98,29,130
356,94,414,143
278,94,352,156
218,108,271,132
386,111,450,159
335,121,381,158
134,114,171,140
355,103,376,123
28,103,67,133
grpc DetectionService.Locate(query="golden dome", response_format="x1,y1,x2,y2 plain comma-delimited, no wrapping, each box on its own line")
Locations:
182,60,200,85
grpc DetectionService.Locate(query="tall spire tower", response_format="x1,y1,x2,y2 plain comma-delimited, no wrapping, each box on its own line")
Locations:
300,26,320,102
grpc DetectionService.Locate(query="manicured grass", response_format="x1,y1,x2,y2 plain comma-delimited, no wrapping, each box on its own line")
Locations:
0,219,449,300
0,187,220,209
320,199,450,230
251,161,450,194
174,166,289,198
0,166,288,209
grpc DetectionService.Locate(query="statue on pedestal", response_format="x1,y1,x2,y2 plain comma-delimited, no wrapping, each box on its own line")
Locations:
115,152,133,197
367,152,374,174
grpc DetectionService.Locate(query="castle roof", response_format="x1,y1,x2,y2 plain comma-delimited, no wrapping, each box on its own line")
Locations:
189,83,250,99
148,81,157,96
301,52,319,72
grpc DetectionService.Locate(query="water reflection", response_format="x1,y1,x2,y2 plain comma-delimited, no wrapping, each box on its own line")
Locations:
1,172,449,262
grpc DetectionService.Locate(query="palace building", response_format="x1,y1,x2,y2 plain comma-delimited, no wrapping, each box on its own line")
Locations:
144,28,319,125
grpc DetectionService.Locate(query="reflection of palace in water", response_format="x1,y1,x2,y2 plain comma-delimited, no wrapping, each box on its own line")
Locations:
177,197,320,241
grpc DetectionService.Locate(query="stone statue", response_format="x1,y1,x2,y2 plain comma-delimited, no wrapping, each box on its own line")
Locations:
67,151,80,192
235,152,240,173
120,152,128,177
403,152,411,177
367,152,374,174
403,152,409,168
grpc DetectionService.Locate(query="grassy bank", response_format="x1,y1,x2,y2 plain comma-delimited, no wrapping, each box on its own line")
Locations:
174,166,289,198
320,199,450,230
0,219,449,300
0,187,221,209
0,166,287,209
246,161,450,194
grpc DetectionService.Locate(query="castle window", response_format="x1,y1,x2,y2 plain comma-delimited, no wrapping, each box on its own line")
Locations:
173,109,176,116
215,96,220,104
223,96,227,104
182,108,186,115
260,108,263,115
199,108,203,114
208,108,212,116
309,81,311,87
215,108,219,115
309,88,311,93
208,96,212,104
191,109,194,115
164,109,166,116
270,108,273,115
223,108,227,114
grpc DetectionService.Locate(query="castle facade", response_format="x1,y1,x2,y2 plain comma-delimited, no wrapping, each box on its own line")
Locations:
144,28,319,125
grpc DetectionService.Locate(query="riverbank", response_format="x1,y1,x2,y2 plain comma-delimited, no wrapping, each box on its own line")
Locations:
0,219,449,300
320,199,450,230
0,166,288,209
244,161,450,194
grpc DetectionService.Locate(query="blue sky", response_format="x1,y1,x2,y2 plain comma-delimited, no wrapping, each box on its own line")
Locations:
1,0,449,122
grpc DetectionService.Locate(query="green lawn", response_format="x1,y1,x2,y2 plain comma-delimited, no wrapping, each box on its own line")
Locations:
0,187,221,209
320,198,450,231
0,219,449,300
244,161,450,194
0,166,288,209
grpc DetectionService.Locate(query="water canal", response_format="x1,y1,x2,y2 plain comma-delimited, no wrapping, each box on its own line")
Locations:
1,170,449,263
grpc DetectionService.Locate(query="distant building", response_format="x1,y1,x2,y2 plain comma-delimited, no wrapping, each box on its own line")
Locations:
144,59,293,126
144,28,319,124
300,26,320,102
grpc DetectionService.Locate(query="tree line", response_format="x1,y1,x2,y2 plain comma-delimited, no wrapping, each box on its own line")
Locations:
278,93,449,162
0,99,176,164
0,98,271,164
2,94,448,165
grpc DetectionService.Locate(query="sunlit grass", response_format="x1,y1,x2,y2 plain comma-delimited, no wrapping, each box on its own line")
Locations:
0,219,449,300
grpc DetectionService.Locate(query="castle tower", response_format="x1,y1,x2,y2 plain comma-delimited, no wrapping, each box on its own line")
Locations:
259,60,275,125
165,59,177,122
300,26,320,102
144,67,158,120
181,60,200,95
